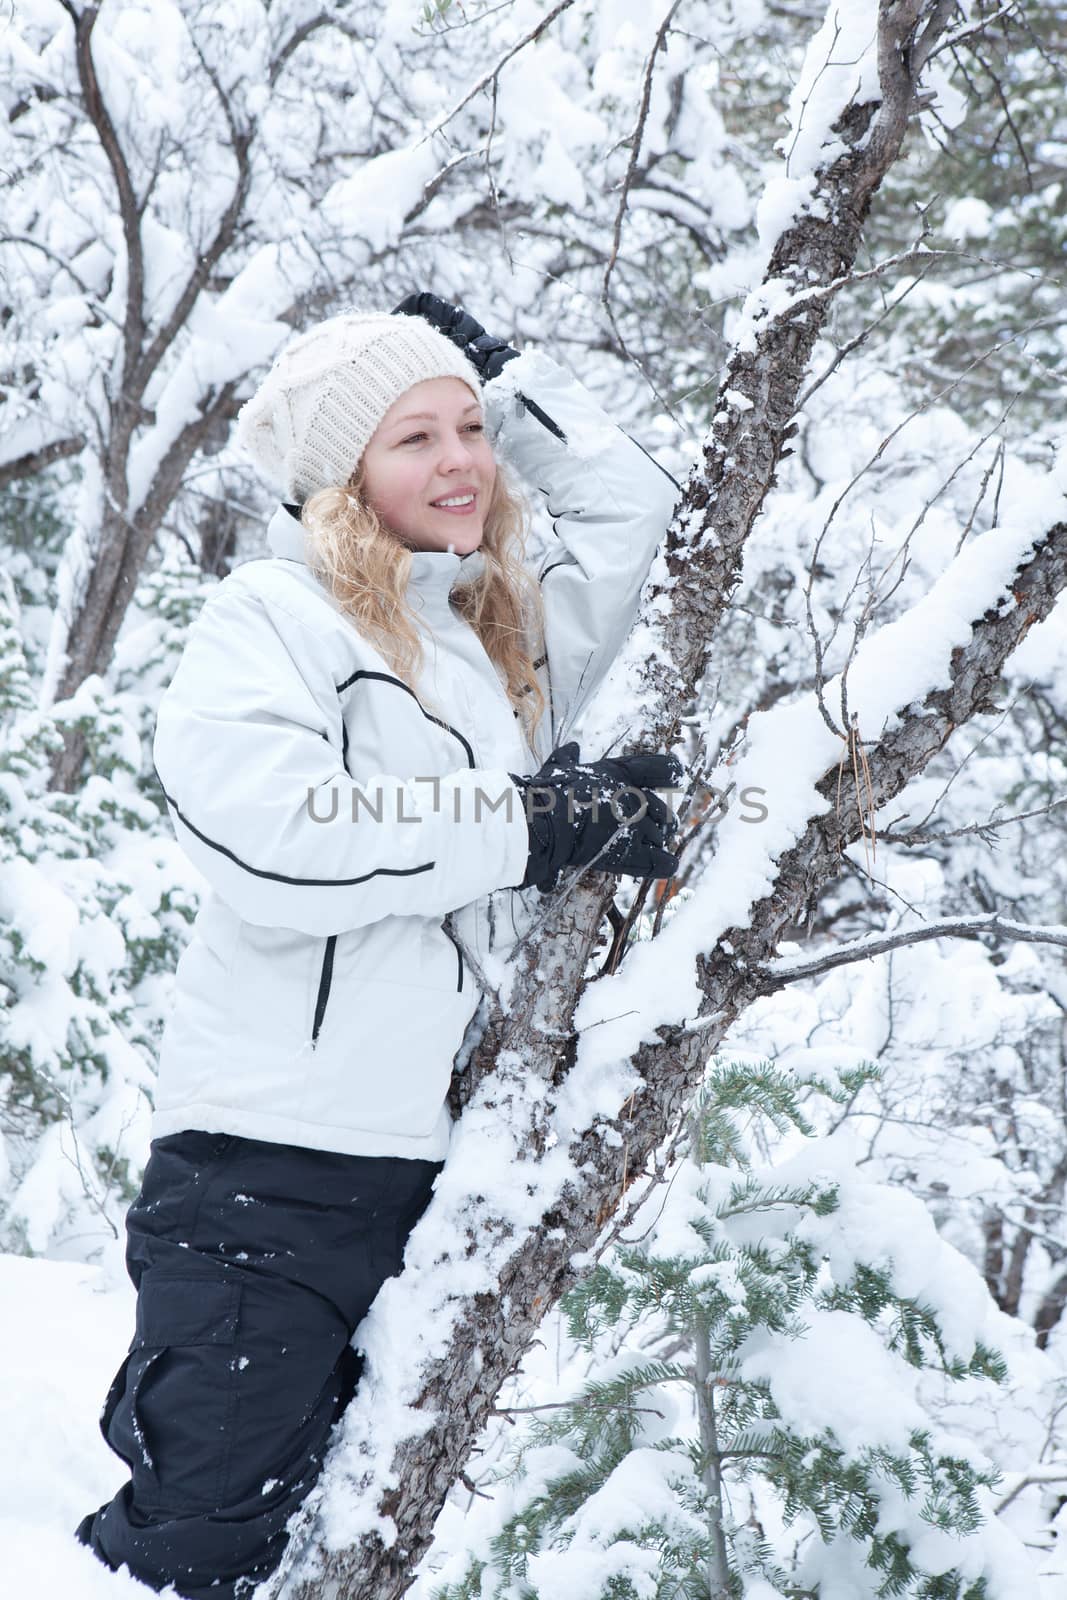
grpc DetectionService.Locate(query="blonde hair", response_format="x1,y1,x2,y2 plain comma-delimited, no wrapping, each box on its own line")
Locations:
302,461,547,746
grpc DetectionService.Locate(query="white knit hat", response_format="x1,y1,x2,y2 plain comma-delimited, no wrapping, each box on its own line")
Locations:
236,311,482,503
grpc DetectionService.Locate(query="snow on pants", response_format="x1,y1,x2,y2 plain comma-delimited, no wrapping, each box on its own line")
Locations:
77,1129,443,1599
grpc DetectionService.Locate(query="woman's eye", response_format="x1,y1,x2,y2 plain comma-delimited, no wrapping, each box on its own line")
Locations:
399,424,482,446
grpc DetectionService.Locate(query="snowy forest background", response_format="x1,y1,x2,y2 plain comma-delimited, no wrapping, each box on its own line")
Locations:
1,0,1066,1596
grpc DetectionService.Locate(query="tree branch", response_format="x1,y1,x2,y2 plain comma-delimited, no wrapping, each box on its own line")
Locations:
269,12,331,88
920,1,1021,68
130,38,254,401
602,2,684,311
757,912,1067,991
68,5,145,403
0,434,86,488
416,0,578,146
882,793,1067,847
276,506,1067,1593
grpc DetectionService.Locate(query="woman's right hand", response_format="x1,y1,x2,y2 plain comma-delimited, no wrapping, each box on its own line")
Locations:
392,292,520,384
510,742,683,893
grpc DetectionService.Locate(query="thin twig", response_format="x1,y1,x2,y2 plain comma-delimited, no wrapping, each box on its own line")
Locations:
602,1,684,309
881,793,1067,848
416,0,578,147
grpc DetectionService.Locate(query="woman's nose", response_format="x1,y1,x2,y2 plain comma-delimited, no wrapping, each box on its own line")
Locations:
437,432,476,469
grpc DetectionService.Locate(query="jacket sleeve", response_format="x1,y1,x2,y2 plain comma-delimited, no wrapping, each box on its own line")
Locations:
483,348,680,746
152,584,530,935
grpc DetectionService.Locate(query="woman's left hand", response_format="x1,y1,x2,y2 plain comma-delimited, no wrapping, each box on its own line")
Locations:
392,291,520,383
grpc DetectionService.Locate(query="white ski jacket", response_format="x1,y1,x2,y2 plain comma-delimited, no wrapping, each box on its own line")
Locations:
151,349,679,1160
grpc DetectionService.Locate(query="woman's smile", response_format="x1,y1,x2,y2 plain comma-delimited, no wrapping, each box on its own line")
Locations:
429,488,478,515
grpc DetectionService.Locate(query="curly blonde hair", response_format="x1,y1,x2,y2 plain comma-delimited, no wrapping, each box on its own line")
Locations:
302,460,547,746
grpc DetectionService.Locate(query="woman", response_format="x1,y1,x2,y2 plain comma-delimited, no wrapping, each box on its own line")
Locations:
77,296,682,1598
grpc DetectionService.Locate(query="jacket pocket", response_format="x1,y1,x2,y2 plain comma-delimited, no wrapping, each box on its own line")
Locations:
311,934,337,1048
301,919,477,1139
227,922,321,1057
440,917,465,994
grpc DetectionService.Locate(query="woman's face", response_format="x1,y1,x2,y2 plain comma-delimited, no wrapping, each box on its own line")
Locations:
359,377,497,555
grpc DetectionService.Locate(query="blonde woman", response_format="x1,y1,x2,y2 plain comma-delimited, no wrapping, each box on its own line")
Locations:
77,296,682,1598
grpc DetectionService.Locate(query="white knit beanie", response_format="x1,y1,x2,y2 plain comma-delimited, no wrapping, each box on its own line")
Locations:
236,311,483,503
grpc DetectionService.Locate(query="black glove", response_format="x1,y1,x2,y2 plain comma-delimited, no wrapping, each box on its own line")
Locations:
510,742,683,894
392,291,520,384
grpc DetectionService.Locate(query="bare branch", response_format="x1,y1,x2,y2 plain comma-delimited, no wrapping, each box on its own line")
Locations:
956,433,1009,554
883,793,1067,846
269,11,330,87
0,233,117,317
920,1,1021,68
797,262,933,410
758,912,1067,991
901,683,1038,848
602,2,684,310
995,1466,1067,1518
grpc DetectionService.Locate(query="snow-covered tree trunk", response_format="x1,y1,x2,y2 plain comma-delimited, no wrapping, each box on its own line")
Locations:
274,5,1067,1598
43,4,251,792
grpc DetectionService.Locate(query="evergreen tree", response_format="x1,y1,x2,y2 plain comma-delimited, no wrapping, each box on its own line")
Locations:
0,542,213,1256
838,2,1067,442
433,1061,1024,1600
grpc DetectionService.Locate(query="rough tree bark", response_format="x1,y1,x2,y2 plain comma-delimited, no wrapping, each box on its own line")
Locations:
276,4,1067,1599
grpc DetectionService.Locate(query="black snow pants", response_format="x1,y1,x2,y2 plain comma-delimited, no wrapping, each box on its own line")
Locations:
76,1129,443,1599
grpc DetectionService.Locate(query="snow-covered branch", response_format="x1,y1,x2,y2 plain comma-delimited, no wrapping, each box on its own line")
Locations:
760,912,1067,990
64,3,147,382
0,435,85,489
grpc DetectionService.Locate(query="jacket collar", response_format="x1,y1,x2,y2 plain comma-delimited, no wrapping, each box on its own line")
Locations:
265,504,486,610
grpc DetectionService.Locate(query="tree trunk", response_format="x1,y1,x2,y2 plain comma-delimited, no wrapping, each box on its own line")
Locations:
693,1307,732,1600
41,3,254,794
48,390,240,793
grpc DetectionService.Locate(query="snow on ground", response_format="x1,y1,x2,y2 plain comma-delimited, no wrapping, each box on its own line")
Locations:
0,1253,154,1597
4,1241,1067,1598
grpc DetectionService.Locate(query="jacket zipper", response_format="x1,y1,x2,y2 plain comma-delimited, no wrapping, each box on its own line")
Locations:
311,935,337,1048
441,917,465,993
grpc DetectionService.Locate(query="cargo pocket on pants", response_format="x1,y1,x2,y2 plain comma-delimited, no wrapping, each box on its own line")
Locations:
105,1273,242,1517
